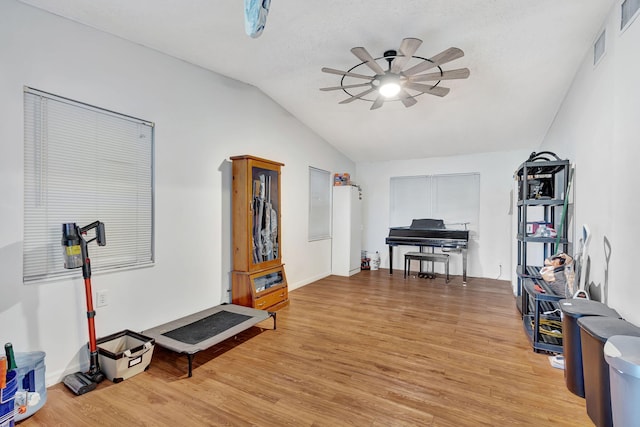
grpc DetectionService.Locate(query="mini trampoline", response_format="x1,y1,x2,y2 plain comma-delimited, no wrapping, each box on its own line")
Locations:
142,304,275,377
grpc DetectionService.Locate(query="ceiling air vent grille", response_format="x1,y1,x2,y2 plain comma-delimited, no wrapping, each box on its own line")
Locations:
621,0,640,30
594,30,606,65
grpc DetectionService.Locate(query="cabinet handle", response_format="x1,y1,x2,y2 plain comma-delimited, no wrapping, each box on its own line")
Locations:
279,293,284,297
257,302,265,307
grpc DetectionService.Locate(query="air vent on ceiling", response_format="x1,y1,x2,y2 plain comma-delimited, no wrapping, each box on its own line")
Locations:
593,30,606,65
621,0,640,30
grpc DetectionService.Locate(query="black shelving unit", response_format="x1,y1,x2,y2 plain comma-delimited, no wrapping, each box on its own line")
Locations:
515,153,571,353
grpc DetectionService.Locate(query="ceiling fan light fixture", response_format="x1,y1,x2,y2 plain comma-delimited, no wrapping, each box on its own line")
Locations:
379,81,401,98
377,73,402,98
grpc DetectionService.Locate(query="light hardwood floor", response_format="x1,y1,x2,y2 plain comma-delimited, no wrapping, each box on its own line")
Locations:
20,270,592,426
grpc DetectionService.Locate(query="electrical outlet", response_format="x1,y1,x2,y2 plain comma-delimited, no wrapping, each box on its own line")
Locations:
96,290,108,307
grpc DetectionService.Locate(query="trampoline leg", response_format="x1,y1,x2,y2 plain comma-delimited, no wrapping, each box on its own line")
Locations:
187,354,194,378
269,311,277,330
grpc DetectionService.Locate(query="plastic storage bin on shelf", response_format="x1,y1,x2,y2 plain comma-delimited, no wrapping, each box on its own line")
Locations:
559,299,620,397
604,335,640,427
0,371,17,427
97,330,155,383
13,351,47,422
577,317,640,427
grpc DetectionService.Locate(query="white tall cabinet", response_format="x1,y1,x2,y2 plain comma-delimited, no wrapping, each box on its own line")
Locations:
331,185,362,276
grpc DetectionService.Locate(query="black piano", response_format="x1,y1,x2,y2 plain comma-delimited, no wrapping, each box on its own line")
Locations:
386,218,469,283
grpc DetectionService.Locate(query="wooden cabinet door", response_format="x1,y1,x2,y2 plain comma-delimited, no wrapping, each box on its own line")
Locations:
232,155,284,273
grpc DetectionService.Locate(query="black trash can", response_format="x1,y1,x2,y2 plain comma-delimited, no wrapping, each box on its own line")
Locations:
559,299,620,397
577,317,640,427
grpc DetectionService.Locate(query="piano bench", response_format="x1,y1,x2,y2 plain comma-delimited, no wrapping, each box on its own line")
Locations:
404,252,450,282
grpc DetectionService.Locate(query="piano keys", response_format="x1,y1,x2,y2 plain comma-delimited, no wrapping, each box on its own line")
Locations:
385,218,469,284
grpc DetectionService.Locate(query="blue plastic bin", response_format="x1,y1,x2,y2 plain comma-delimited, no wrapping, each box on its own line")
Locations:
13,352,47,422
0,370,17,427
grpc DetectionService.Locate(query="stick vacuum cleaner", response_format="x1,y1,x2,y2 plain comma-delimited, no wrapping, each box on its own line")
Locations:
61,221,106,395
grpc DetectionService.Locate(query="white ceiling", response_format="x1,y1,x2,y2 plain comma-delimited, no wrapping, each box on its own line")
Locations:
19,0,615,162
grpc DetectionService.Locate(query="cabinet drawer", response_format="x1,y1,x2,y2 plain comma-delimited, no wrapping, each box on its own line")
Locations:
255,287,287,309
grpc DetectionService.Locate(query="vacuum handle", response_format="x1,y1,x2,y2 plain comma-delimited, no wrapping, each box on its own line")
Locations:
79,221,106,246
96,222,106,246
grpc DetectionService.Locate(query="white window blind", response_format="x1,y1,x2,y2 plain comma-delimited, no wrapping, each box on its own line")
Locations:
23,88,154,283
390,173,480,237
308,167,331,241
389,176,431,227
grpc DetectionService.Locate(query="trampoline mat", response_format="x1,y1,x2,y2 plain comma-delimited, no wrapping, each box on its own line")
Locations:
162,310,252,345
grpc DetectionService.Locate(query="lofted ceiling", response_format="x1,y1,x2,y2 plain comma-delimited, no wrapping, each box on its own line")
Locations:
18,0,615,162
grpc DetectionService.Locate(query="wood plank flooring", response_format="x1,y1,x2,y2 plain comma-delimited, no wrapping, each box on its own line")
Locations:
20,270,592,426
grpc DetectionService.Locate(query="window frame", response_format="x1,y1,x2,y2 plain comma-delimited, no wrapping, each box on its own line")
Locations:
389,172,480,238
308,166,331,241
23,87,155,283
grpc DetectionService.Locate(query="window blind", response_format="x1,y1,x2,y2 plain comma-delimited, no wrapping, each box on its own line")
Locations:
389,175,431,228
308,167,331,241
389,173,480,237
23,88,154,282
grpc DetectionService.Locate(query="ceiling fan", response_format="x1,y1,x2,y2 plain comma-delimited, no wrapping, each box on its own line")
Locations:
320,38,469,110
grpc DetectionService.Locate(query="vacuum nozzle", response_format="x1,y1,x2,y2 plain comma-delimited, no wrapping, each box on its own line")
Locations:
63,372,97,395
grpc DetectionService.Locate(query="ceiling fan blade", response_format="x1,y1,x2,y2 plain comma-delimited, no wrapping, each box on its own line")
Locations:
320,83,372,91
397,89,418,108
429,47,465,65
402,60,436,76
321,67,374,80
370,95,385,110
339,87,377,104
403,47,465,76
350,47,386,75
390,37,422,74
409,68,470,82
404,82,450,97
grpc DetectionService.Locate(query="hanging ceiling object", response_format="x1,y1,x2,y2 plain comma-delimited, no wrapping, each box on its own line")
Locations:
320,38,470,110
244,0,271,38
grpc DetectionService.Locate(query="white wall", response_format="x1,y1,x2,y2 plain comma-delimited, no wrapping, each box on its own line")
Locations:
0,0,353,385
540,3,640,325
357,150,531,280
